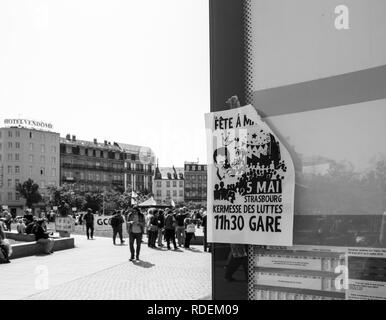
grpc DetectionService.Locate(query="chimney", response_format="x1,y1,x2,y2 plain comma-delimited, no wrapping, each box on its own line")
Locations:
93,138,97,144
72,135,76,141
66,134,71,140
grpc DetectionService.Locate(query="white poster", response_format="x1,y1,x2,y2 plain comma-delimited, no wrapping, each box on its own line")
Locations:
205,105,295,246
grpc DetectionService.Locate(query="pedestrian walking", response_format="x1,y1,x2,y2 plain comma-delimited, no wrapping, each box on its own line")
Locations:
156,210,165,247
202,211,209,252
175,209,187,247
184,216,196,249
83,208,95,240
126,207,145,261
111,210,125,245
164,209,177,250
225,244,248,282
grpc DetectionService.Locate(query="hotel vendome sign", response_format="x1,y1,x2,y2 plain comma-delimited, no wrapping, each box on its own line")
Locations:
3,118,53,131
205,105,295,246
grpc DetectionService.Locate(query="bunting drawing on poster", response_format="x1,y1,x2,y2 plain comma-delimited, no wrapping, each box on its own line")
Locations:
205,105,295,246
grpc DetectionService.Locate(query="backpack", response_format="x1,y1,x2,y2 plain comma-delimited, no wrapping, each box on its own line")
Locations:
110,215,120,228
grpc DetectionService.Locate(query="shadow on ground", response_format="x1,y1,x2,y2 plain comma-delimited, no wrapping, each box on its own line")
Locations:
131,260,155,268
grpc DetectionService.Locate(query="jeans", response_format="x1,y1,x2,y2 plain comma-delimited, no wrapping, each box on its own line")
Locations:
165,229,177,249
37,238,55,254
113,226,123,244
184,232,194,248
175,226,185,246
86,224,94,239
157,228,164,246
129,232,142,258
147,226,158,247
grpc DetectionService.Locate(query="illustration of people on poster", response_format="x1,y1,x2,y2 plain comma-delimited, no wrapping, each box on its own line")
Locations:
205,105,295,246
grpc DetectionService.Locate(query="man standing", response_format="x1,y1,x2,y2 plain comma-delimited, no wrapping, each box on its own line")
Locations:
164,209,177,250
175,208,187,247
126,207,145,261
83,208,95,240
111,210,125,245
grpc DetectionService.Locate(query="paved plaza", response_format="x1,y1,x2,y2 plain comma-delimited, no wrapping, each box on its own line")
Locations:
0,234,211,300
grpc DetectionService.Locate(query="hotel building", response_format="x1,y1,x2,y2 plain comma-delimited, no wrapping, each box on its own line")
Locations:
0,121,60,216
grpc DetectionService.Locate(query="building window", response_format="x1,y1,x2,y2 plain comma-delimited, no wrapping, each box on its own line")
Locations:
40,168,45,175
156,181,161,187
166,190,170,197
15,131,20,138
7,166,12,174
15,166,20,174
51,146,57,153
179,181,183,188
7,154,12,161
15,153,19,161
29,155,34,162
173,181,177,187
15,142,20,149
7,179,12,187
15,193,20,201
8,142,12,149
166,181,170,188
29,132,33,139
179,190,183,197
40,155,45,163
8,192,12,201
156,190,162,197
15,179,20,186
29,143,33,151
173,190,177,197
8,131,12,138
51,157,56,164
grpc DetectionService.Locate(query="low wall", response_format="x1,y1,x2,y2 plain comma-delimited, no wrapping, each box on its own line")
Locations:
4,232,35,242
5,232,75,259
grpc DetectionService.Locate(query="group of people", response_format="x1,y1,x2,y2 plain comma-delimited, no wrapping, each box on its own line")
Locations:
0,210,55,264
82,206,208,262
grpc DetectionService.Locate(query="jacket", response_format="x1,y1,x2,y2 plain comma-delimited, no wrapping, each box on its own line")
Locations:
126,212,145,234
83,212,94,225
164,213,176,230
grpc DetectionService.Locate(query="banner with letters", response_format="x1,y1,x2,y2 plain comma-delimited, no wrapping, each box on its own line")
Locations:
205,104,295,246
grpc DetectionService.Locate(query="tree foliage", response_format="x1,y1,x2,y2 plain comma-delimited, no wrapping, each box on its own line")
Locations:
15,179,43,208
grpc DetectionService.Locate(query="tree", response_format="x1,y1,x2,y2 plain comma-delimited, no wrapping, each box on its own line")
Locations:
84,193,103,213
16,179,43,208
47,184,86,211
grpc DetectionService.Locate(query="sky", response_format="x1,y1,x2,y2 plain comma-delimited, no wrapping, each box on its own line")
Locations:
0,0,210,168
